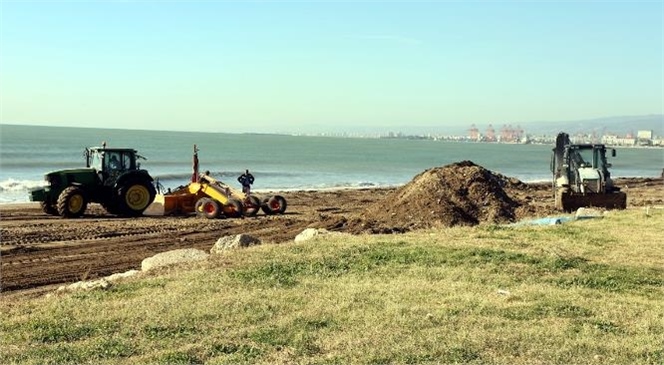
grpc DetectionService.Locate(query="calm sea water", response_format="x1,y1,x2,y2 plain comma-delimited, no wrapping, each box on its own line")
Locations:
1,124,662,203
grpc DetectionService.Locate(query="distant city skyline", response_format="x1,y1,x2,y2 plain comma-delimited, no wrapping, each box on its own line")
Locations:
1,1,662,134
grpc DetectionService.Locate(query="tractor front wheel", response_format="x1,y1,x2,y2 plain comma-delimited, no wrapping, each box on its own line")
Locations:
56,186,88,218
40,201,58,216
118,180,156,217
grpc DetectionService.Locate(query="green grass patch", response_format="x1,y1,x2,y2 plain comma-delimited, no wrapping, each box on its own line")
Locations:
1,209,662,365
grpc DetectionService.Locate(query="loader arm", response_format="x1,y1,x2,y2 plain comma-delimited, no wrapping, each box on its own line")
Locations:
187,182,231,205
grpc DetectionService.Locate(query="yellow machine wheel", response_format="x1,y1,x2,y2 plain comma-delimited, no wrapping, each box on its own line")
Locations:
125,185,151,210
118,180,156,217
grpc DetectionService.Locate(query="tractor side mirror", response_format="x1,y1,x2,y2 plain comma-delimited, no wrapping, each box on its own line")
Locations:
612,149,616,157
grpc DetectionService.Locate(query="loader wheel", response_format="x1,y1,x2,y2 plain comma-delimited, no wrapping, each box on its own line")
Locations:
267,195,287,215
196,198,220,219
243,196,261,217
40,201,58,216
261,197,273,215
223,199,244,218
57,186,88,218
118,180,156,217
194,198,208,215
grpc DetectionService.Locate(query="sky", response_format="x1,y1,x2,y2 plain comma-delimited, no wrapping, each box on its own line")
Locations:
0,1,662,134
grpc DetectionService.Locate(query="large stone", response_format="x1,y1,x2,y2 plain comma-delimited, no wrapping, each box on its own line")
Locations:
55,270,141,293
106,270,140,281
210,234,261,254
58,278,112,292
141,248,209,271
575,207,604,220
294,228,337,242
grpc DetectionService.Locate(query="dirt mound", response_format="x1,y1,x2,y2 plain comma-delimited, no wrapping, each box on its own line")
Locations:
342,161,522,233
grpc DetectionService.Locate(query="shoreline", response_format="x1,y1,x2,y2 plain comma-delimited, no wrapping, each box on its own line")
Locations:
2,175,662,206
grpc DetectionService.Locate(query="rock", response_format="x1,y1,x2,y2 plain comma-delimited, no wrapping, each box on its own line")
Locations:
106,270,140,282
210,234,261,254
55,270,140,293
141,248,209,271
575,208,604,220
294,228,331,242
58,278,112,292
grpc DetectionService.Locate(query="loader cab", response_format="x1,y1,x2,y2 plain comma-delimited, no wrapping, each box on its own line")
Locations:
566,144,614,178
570,146,595,168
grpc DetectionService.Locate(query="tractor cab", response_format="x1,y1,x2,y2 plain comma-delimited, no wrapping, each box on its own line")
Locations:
85,147,144,185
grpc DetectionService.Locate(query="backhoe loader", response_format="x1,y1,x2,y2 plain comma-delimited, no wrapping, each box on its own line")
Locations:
550,132,627,212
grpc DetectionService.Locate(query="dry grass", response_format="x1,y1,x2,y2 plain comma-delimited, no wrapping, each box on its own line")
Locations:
1,209,662,364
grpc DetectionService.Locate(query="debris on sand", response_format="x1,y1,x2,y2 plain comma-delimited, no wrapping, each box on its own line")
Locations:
341,161,523,233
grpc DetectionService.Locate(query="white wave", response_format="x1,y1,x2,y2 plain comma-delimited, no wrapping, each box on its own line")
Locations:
0,178,46,192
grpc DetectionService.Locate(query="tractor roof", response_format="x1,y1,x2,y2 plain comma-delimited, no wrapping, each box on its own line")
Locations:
87,147,138,153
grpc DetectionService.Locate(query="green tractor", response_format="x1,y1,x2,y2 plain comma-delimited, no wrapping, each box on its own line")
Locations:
30,146,157,218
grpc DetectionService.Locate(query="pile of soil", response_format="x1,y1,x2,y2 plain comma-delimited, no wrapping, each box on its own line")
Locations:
341,161,523,233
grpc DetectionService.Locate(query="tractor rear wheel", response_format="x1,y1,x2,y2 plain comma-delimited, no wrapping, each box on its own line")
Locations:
118,180,156,217
57,186,88,218
243,196,261,217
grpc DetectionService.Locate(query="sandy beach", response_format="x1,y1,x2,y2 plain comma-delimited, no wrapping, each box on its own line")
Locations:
1,175,662,296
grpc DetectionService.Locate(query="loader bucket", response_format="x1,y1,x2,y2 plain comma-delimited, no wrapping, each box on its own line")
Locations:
143,194,197,216
559,191,627,213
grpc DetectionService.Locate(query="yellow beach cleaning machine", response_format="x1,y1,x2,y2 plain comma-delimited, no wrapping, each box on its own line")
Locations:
144,145,287,218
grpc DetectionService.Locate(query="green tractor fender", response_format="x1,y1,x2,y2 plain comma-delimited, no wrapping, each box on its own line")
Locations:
114,170,154,189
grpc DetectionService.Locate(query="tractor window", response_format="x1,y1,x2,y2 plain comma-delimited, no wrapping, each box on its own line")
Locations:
106,152,124,171
90,152,103,170
121,153,133,170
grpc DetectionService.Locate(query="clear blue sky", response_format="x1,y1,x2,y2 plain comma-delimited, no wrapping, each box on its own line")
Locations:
0,1,662,133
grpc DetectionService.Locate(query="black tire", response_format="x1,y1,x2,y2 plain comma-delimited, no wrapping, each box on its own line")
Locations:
267,195,287,214
40,201,58,216
223,199,244,218
261,197,274,215
197,198,220,219
194,197,210,216
117,180,156,217
56,186,88,218
243,196,261,217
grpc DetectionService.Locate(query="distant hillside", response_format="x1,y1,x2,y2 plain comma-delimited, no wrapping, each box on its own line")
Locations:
519,114,663,137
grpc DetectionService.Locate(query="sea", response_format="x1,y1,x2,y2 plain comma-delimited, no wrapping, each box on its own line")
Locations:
1,124,663,204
